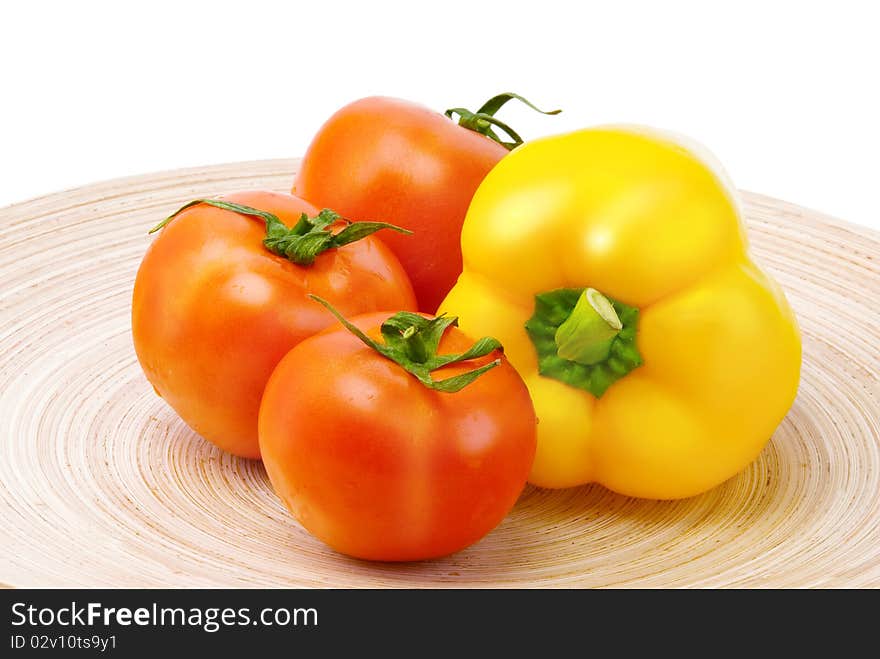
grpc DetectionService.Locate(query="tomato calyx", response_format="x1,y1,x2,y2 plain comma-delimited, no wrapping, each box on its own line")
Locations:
262,207,410,265
445,92,561,150
150,199,411,266
309,295,503,393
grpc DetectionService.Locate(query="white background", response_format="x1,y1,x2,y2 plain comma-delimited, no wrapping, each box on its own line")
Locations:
1,1,878,230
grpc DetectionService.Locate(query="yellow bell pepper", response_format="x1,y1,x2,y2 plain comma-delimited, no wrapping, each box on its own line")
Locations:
440,126,802,499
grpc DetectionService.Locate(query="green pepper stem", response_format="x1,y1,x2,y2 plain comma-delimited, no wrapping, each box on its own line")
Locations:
554,288,622,365
525,287,641,398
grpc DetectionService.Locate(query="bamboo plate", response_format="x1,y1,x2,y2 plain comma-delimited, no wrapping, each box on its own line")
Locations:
1,160,878,588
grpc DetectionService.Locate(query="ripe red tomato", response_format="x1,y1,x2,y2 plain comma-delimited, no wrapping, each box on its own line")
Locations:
132,190,416,459
292,96,509,313
258,306,537,561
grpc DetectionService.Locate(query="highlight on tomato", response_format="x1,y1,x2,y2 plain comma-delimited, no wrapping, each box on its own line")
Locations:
293,93,560,313
258,297,537,561
132,191,416,459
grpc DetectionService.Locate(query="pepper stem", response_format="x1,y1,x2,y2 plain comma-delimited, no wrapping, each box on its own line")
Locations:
554,288,622,365
525,287,641,397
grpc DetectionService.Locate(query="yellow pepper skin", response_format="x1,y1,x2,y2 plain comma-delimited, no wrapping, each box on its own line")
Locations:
440,127,802,499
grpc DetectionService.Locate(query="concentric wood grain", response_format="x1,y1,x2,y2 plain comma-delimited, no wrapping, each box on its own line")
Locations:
1,160,878,587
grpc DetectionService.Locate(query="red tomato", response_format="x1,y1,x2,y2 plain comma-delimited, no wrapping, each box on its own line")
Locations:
258,309,537,561
132,190,416,459
292,96,509,313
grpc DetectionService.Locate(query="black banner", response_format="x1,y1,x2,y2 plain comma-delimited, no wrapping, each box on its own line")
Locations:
0,588,866,653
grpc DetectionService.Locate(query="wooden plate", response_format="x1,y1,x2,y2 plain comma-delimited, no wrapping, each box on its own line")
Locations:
1,160,878,588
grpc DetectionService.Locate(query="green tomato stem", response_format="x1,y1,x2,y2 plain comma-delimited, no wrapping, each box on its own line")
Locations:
150,199,411,266
309,295,503,393
444,92,561,150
